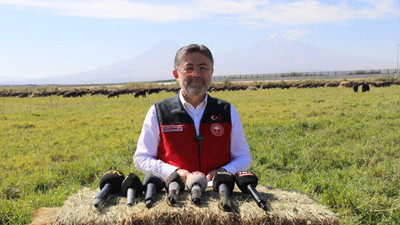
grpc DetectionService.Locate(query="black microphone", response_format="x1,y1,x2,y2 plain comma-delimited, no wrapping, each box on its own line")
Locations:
234,171,270,211
143,172,165,208
121,173,144,206
186,171,207,205
92,170,125,208
212,171,235,211
165,171,185,206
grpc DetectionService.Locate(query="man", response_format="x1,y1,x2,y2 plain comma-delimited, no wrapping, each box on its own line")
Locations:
133,44,251,183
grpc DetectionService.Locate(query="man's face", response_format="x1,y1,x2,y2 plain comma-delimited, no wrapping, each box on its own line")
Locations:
173,52,213,97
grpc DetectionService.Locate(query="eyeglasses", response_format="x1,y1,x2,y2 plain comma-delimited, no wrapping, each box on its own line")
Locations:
178,66,212,75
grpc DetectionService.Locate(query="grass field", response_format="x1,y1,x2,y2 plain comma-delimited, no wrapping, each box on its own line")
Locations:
1,85,400,224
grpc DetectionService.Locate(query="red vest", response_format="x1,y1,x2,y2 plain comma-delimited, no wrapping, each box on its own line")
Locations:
155,94,231,175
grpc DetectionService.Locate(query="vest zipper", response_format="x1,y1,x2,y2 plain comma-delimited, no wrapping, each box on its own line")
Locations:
196,135,205,171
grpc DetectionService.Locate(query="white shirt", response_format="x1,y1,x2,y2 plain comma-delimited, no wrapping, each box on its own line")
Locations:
133,91,252,180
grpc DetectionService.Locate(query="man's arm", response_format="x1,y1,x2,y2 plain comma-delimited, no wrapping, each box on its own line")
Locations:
221,104,252,174
133,105,179,180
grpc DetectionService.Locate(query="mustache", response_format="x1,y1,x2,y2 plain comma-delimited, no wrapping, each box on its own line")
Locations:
188,77,205,84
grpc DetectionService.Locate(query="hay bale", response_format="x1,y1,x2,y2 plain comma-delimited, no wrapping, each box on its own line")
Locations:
31,186,338,225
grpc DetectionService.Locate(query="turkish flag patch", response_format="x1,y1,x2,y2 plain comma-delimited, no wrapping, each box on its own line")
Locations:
210,123,224,137
209,114,222,121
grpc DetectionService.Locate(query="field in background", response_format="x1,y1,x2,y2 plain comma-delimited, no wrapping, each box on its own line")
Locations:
213,69,399,82
1,85,400,224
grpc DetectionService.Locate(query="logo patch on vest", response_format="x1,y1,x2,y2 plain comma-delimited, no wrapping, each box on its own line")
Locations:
210,123,224,137
162,124,183,133
210,114,222,121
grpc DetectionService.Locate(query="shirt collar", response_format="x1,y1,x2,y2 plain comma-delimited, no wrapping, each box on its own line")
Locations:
178,90,208,110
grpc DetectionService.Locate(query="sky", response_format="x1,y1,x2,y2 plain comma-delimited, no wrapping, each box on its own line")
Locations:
0,0,399,80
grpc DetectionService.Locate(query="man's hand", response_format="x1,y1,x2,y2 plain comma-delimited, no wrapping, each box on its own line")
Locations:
206,169,219,181
206,168,227,181
176,169,191,183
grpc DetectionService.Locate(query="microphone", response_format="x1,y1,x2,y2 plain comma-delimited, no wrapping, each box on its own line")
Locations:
234,171,270,211
143,172,165,208
121,173,144,206
212,171,235,211
92,170,125,208
165,171,185,206
186,171,207,205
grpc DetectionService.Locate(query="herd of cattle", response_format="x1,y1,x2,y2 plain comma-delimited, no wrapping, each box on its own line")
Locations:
0,87,174,98
1,80,399,98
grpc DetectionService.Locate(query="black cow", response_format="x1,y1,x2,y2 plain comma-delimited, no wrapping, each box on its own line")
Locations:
19,92,29,98
63,91,77,98
91,89,108,96
147,88,161,95
134,90,146,98
107,91,120,98
63,90,86,97
361,83,370,92
353,84,359,92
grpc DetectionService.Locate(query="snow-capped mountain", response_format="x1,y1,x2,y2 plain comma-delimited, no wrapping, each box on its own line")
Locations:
214,33,394,75
2,34,395,85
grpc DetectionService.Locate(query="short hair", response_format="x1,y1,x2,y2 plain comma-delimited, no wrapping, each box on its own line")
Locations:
174,44,214,70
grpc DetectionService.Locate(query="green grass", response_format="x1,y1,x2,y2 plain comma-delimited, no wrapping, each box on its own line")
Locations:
1,86,400,224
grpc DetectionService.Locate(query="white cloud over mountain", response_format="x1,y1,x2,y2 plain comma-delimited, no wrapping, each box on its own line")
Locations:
0,0,396,26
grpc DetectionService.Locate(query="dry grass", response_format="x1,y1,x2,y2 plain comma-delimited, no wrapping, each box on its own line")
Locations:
31,186,338,225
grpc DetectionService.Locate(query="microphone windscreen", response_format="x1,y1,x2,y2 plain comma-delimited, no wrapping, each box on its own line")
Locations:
186,171,207,191
234,171,258,193
121,173,144,196
165,171,185,191
99,170,125,193
143,172,165,192
212,171,234,192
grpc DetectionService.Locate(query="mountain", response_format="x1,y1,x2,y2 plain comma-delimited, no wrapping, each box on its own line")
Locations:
3,40,180,85
0,76,21,85
2,34,396,85
71,39,180,83
213,33,395,75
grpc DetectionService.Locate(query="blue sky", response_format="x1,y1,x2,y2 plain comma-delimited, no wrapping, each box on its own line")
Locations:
0,0,399,80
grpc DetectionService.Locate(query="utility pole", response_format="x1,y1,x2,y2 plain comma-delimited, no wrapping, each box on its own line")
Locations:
397,44,399,78
397,0,400,78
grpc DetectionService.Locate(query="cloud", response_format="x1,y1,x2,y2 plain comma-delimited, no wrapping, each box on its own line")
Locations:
0,0,201,22
245,0,396,27
0,0,396,26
